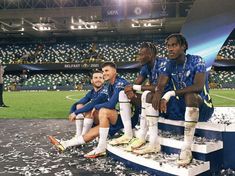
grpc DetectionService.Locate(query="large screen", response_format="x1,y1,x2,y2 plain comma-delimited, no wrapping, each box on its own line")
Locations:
181,0,235,68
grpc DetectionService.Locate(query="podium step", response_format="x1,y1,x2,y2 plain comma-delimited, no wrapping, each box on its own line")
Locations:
126,129,223,173
157,117,225,141
107,144,210,176
158,130,223,154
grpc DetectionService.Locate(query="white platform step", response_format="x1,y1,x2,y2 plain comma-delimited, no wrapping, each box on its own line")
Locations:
107,144,210,176
159,135,223,154
158,117,225,132
133,130,223,154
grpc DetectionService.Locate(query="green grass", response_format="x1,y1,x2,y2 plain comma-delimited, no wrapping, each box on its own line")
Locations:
209,89,235,107
0,89,234,119
0,91,86,119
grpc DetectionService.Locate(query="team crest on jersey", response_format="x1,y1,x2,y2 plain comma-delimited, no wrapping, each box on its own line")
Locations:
101,88,108,95
160,61,167,67
116,82,125,89
186,70,191,77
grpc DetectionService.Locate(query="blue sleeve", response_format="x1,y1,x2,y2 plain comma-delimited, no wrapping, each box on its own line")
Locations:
77,91,92,104
69,103,77,114
69,91,92,113
195,56,206,73
74,93,108,115
139,65,148,79
95,88,120,110
158,59,171,77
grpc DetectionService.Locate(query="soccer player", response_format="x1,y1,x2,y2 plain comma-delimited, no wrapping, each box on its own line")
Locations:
109,42,170,155
48,70,108,151
84,61,140,158
152,33,214,166
0,63,8,108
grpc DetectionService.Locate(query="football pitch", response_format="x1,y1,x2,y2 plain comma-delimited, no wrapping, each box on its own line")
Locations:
0,89,235,119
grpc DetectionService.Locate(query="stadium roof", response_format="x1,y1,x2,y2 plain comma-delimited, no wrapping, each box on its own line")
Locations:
0,0,195,38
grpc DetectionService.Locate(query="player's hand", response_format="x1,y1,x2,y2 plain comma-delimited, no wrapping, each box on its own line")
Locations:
152,92,161,111
126,90,137,99
68,113,76,122
124,85,133,94
124,85,136,99
160,99,167,113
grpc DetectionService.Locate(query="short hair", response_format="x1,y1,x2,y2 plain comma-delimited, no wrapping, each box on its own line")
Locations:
140,42,157,56
101,61,117,69
165,33,188,52
90,69,103,78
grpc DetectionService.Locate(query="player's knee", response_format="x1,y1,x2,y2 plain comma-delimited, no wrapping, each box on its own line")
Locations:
184,93,201,107
146,103,159,117
141,90,151,103
185,107,199,122
119,90,129,102
99,108,108,115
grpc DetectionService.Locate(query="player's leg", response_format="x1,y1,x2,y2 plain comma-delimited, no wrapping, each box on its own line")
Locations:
75,113,85,137
49,108,97,152
49,125,100,152
109,91,133,145
133,91,160,155
81,111,95,135
0,83,3,106
177,93,201,166
125,91,148,151
84,108,118,158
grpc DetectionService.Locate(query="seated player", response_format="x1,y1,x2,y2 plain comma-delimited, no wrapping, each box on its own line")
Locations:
152,33,214,166
109,42,171,155
84,62,140,158
48,70,108,152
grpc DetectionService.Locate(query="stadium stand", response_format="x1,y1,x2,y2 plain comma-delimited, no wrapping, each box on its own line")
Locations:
217,39,235,60
3,72,138,91
0,40,167,64
1,37,234,65
209,70,235,88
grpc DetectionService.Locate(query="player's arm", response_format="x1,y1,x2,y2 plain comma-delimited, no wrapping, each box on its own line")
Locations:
73,93,108,115
152,74,169,111
95,88,120,110
68,91,92,121
69,91,92,113
160,73,205,113
76,91,92,104
134,75,145,85
175,72,205,96
133,71,156,91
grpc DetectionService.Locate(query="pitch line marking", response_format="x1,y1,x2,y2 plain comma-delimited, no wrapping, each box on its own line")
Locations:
66,95,79,101
211,93,235,101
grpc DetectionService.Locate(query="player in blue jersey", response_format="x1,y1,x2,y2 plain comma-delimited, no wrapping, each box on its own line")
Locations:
152,33,214,166
48,70,109,152
84,62,140,158
109,42,171,155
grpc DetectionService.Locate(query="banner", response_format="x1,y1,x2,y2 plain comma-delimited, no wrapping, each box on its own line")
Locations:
4,62,141,72
151,3,176,18
127,4,151,19
102,6,124,21
4,60,233,72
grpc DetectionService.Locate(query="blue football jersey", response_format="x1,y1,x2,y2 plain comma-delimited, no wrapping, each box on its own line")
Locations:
70,86,109,115
160,54,212,103
95,76,130,110
140,57,172,91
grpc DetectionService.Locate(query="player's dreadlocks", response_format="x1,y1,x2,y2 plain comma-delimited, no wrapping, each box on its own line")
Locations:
140,42,158,57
